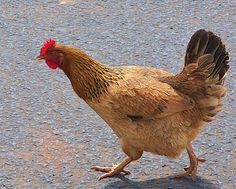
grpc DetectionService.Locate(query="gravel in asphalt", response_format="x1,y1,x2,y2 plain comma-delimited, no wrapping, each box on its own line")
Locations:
0,1,235,188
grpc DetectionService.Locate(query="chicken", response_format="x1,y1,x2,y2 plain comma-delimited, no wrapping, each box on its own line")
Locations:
36,29,229,180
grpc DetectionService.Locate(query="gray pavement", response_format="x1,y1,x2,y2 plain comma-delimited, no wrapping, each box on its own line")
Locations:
0,0,236,188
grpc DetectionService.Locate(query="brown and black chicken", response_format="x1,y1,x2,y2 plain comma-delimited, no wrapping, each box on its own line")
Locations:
36,29,229,180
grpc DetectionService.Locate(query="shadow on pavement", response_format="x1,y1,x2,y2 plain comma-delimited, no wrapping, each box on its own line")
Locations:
104,175,220,189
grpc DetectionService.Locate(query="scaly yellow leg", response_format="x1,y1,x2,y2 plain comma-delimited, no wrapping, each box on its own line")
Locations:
175,142,206,180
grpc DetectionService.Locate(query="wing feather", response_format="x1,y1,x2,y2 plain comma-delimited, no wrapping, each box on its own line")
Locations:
111,80,195,121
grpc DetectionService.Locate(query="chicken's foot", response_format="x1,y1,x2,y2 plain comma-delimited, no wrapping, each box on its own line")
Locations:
174,143,205,180
91,156,132,180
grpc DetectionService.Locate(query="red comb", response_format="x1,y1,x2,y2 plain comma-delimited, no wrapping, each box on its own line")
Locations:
40,38,56,56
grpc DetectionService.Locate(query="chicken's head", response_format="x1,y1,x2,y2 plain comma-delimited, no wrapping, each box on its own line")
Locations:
36,39,64,69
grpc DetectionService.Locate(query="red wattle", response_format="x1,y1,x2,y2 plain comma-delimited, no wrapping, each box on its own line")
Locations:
46,60,59,69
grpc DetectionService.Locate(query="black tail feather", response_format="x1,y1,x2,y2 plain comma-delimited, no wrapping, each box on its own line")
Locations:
185,29,229,82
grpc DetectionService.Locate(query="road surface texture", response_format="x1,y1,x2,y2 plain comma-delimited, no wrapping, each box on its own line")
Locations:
0,0,235,188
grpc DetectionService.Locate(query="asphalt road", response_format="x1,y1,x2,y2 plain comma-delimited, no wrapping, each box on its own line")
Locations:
0,0,236,188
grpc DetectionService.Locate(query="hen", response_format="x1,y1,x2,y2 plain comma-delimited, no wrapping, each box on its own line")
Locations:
36,29,229,180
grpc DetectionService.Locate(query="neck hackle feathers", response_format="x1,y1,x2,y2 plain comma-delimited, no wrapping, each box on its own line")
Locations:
65,54,124,101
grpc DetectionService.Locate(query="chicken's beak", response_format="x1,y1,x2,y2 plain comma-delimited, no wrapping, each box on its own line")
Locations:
35,55,45,61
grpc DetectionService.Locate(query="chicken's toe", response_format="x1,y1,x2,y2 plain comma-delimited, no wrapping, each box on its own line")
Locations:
91,165,113,172
174,167,194,179
197,157,206,162
92,164,130,180
91,164,130,175
98,171,116,180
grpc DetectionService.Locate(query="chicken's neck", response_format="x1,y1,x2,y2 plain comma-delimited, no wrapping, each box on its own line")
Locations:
60,50,123,101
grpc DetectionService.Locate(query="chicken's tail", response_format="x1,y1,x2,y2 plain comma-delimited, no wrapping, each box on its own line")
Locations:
183,29,230,122
185,29,229,82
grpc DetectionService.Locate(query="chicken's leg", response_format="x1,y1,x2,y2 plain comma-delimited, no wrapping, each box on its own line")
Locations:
91,156,132,180
174,142,206,180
